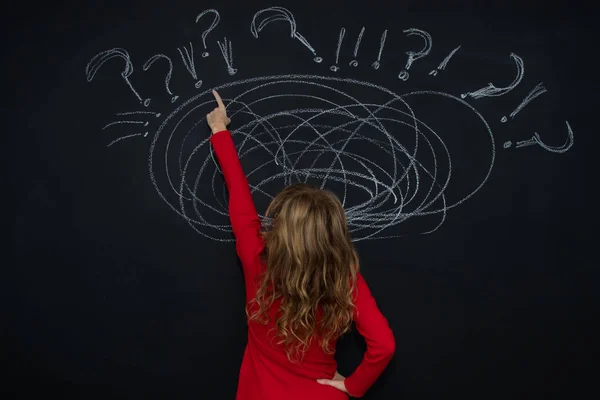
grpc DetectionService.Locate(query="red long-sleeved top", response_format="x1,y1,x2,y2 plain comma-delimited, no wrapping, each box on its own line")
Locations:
210,130,396,399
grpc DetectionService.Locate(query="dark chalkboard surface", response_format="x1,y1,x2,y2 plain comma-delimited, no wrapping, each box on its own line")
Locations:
6,0,598,398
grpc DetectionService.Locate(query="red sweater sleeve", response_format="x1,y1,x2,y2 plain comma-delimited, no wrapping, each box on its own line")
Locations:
344,273,396,398
209,130,263,285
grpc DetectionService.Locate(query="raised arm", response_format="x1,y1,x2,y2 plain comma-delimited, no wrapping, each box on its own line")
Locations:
344,273,396,398
207,90,263,283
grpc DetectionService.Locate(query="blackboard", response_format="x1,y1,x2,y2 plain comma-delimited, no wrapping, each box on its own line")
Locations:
6,0,598,398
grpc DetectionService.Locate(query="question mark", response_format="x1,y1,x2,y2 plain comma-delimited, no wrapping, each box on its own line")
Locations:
251,6,322,63
143,54,178,103
85,48,151,106
509,121,574,153
196,9,220,58
398,28,432,81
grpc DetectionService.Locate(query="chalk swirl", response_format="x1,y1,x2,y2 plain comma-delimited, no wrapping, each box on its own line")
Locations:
148,75,495,241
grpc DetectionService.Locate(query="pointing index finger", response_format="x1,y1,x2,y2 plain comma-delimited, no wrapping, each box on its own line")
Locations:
212,90,225,109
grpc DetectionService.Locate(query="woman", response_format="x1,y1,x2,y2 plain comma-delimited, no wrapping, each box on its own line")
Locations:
207,90,395,399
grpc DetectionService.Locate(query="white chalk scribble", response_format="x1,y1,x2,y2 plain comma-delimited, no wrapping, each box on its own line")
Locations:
462,53,524,99
143,75,495,242
429,45,461,76
195,9,221,57
330,28,346,72
349,27,365,67
514,121,574,153
398,29,432,81
371,29,388,70
251,6,322,63
501,82,547,122
217,37,238,75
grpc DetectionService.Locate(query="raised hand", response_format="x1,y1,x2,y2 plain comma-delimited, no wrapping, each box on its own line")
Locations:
206,90,231,134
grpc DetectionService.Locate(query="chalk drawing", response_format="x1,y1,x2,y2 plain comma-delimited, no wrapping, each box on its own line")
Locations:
177,43,203,88
116,111,161,118
102,120,148,130
330,28,346,72
196,9,221,57
217,37,238,75
371,29,388,70
86,48,151,106
349,27,365,67
251,6,322,63
462,53,524,99
144,75,495,241
98,112,162,147
429,45,461,76
107,133,147,147
143,54,179,102
514,121,574,153
86,15,575,241
501,82,547,122
398,29,432,81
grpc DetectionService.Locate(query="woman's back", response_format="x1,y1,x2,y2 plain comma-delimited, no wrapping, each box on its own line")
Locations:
247,183,359,364
209,129,396,399
206,94,395,399
242,262,396,400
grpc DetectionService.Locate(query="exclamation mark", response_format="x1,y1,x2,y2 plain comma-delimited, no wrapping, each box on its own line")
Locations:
330,27,346,72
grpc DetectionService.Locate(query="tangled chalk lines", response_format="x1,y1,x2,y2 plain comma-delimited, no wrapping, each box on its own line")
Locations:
148,75,495,241
86,6,575,241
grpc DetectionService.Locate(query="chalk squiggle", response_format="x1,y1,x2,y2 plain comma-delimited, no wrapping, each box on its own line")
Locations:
501,82,547,122
251,7,322,63
86,48,150,106
371,30,387,70
515,121,574,153
146,75,495,241
462,53,524,99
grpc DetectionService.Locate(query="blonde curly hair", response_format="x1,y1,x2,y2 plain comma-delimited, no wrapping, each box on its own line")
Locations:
246,183,359,363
